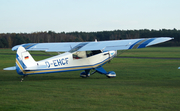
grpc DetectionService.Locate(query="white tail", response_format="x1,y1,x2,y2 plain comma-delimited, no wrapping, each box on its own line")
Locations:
16,46,37,75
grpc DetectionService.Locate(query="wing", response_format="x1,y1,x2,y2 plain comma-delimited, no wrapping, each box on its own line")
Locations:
12,37,172,52
78,37,172,51
12,42,80,52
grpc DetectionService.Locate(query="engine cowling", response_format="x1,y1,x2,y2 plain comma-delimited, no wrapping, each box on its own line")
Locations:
106,71,116,78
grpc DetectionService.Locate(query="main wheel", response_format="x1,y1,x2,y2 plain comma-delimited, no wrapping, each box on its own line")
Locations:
80,72,90,78
106,71,116,78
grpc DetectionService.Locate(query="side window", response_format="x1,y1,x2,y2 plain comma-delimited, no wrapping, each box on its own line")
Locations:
73,50,102,59
73,51,86,59
86,50,102,57
86,51,93,57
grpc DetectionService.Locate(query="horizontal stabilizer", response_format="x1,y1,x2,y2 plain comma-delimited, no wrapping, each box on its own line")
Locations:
3,66,16,70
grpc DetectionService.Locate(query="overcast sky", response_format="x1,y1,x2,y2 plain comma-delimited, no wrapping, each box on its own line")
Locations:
0,0,179,33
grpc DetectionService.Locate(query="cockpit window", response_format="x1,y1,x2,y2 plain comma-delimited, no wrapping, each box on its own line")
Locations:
86,50,102,57
73,51,87,59
69,43,88,53
73,50,102,59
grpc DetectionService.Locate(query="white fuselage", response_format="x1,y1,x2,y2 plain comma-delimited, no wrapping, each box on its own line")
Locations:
25,50,117,74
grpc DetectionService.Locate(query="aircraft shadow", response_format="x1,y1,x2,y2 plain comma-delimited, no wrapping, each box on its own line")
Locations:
0,75,108,82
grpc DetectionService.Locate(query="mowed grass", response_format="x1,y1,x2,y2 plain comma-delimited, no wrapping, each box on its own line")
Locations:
118,47,180,58
0,47,180,111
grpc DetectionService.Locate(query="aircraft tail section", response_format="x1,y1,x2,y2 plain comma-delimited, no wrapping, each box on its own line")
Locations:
16,46,37,75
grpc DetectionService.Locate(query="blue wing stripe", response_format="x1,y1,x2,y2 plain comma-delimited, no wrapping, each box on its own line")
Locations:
22,43,38,49
137,38,155,48
128,40,142,49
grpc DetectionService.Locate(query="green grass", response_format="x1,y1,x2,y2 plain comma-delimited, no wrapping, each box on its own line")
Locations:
118,47,180,58
0,47,180,111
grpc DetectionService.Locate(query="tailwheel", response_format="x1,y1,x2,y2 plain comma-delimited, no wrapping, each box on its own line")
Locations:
21,75,28,82
106,71,116,78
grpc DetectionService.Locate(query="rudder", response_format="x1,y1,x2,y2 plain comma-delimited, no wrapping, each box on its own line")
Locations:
16,46,37,75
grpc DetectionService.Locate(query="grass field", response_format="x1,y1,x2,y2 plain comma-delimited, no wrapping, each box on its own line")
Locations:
0,47,180,111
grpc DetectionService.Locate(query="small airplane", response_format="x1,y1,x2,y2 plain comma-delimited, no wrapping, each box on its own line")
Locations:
4,37,172,81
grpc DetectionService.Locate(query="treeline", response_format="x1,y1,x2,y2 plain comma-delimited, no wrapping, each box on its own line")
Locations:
0,29,179,48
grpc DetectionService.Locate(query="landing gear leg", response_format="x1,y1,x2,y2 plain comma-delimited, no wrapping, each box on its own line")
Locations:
21,75,27,82
90,69,97,75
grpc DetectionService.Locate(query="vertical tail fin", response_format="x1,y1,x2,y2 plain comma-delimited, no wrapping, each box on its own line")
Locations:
16,46,36,75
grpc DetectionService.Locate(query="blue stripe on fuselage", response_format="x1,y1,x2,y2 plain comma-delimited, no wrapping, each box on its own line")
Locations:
16,54,26,69
16,63,24,75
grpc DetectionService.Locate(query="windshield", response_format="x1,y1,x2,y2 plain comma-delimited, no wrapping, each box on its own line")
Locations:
69,43,88,53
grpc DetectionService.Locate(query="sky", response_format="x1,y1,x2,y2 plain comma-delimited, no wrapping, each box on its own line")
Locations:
0,0,180,33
